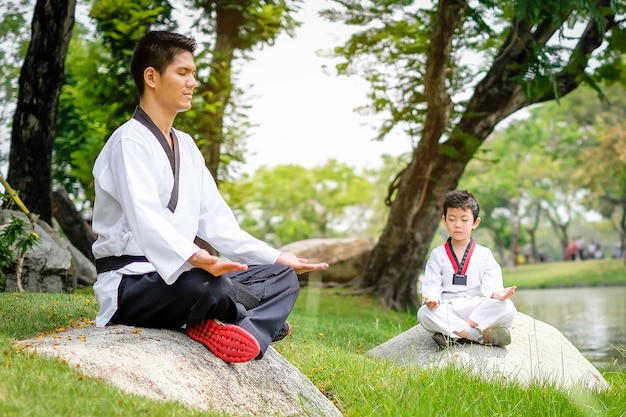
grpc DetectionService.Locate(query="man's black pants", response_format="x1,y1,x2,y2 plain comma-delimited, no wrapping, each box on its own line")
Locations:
111,264,299,355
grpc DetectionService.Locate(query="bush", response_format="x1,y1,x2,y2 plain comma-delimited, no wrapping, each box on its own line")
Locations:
0,214,39,292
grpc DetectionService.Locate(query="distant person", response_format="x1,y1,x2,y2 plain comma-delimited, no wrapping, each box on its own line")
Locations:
91,31,328,363
589,243,604,259
566,239,578,261
613,243,623,259
577,237,586,260
522,243,532,264
418,190,517,348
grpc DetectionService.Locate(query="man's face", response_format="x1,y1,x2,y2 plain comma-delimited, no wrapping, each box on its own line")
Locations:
153,51,197,113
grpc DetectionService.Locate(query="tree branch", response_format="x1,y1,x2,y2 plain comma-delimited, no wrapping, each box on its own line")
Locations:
421,0,466,149
537,0,617,103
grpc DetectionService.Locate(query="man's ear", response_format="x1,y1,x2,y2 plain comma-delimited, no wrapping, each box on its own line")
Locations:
473,217,481,229
143,67,158,89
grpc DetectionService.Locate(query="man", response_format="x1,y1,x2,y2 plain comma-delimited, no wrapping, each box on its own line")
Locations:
91,31,328,363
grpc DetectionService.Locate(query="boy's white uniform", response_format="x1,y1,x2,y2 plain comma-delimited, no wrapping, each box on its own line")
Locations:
418,240,516,338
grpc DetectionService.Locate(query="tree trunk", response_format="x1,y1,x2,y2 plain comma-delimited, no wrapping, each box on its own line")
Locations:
526,201,542,263
361,0,616,310
509,197,519,268
195,1,247,182
360,0,467,310
6,0,75,225
615,200,626,264
51,188,96,262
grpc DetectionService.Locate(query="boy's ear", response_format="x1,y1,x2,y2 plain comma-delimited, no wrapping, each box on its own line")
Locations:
472,217,481,229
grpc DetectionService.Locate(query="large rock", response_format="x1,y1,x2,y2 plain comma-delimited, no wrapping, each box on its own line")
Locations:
17,325,342,417
0,210,96,292
280,238,374,284
368,312,609,391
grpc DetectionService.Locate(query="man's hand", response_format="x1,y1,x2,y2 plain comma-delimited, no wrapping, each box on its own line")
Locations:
423,296,439,310
491,286,517,300
276,252,329,275
187,249,248,276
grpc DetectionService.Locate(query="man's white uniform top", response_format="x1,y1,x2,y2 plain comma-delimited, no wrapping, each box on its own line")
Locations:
91,118,281,327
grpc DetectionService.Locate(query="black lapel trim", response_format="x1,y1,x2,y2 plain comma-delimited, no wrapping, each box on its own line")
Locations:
132,106,180,212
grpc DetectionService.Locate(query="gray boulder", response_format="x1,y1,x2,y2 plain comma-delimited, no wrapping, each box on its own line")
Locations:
280,238,374,284
17,325,343,417
0,210,96,292
368,312,609,391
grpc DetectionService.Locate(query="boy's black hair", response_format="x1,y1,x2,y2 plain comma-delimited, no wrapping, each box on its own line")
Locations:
130,31,197,97
443,190,480,221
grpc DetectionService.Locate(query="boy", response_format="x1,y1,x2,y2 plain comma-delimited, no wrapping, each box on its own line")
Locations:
91,31,328,363
417,190,516,348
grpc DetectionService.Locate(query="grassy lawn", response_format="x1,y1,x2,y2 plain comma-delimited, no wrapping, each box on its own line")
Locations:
1,260,625,416
504,258,626,288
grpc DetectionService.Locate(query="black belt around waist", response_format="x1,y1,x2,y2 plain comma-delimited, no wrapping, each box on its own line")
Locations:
95,255,149,274
94,254,261,309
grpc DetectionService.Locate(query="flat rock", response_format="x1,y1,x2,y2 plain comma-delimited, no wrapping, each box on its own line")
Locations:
17,325,342,417
367,312,609,391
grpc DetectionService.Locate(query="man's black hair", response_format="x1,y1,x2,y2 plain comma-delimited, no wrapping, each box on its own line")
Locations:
130,31,197,97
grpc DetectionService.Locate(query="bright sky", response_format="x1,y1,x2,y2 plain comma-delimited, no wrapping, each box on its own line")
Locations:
223,1,414,174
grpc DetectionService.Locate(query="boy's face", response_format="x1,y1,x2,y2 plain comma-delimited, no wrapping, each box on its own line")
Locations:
443,207,480,244
149,51,197,113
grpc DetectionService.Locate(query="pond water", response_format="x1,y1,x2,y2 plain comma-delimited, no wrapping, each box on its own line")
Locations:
513,286,626,370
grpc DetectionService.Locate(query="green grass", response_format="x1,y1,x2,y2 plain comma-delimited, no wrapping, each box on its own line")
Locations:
504,258,626,288
1,268,625,416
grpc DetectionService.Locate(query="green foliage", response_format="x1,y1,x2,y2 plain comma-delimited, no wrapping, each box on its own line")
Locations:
459,81,626,263
0,215,39,290
187,0,302,50
52,0,305,197
461,118,560,261
175,0,303,180
0,245,11,290
222,160,379,247
91,0,175,55
324,2,433,141
576,121,626,236
53,1,175,204
0,0,31,157
323,0,516,141
326,0,626,144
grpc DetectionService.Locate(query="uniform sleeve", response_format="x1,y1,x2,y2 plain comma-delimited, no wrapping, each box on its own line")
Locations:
196,165,281,264
479,247,505,298
421,249,444,303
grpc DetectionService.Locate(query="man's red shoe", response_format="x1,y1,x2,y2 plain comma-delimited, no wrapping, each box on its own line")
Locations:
186,319,260,363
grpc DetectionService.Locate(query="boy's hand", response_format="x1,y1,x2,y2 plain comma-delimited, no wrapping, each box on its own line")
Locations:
491,286,517,300
423,297,439,310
